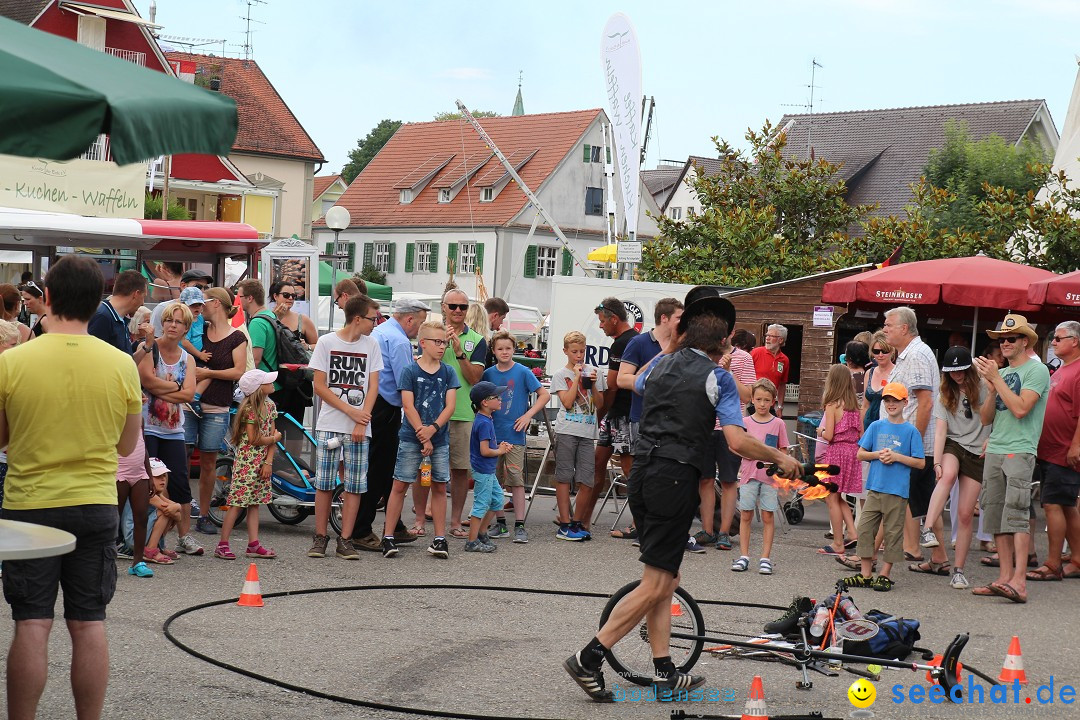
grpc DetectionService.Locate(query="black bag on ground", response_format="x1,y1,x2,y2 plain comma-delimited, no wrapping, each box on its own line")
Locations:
252,314,314,404
844,609,921,661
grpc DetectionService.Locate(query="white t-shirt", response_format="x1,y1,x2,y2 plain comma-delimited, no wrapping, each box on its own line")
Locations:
550,365,606,439
308,332,384,436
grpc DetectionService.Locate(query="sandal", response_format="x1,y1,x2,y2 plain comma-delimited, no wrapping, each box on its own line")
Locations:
161,548,179,560
610,526,639,540
127,561,154,578
981,552,1039,568
971,584,997,596
411,524,427,537
246,542,276,558
817,546,843,556
731,556,749,572
1062,563,1080,579
1026,565,1062,581
844,538,858,550
908,560,951,576
989,582,1027,604
449,527,469,539
144,547,174,565
836,554,875,572
903,551,925,562
980,541,996,553
214,543,236,560
758,558,773,575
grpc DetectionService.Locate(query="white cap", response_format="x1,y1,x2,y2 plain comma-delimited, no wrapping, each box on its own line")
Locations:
239,369,277,397
148,457,169,476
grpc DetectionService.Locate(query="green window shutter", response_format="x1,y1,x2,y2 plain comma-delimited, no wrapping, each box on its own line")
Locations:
361,243,373,270
523,245,537,278
446,242,458,274
324,241,334,258
429,242,439,273
345,242,356,272
560,248,574,276
583,144,591,162
404,243,415,272
387,243,397,273
475,243,485,273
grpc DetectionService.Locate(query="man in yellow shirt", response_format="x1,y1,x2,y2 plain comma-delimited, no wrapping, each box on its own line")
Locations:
0,255,142,720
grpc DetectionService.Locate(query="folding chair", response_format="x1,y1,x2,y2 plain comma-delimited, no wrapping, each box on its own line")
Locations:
523,407,560,522
593,460,629,530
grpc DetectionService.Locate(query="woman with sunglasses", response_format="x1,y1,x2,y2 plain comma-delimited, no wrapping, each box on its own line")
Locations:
862,331,895,430
17,281,47,338
916,346,990,589
270,280,318,350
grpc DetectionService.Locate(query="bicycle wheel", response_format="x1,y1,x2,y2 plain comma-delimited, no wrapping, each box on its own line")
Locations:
328,484,345,536
208,458,246,527
598,580,705,687
267,490,307,525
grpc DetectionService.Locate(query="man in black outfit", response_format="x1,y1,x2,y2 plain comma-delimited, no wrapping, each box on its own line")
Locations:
564,287,801,701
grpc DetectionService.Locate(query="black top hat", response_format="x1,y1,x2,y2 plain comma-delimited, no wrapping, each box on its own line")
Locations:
679,285,736,334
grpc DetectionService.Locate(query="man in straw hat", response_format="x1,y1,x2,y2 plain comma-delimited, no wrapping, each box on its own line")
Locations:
564,287,801,701
971,313,1050,604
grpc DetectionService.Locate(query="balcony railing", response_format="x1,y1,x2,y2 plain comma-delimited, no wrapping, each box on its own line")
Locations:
104,47,146,66
81,134,112,162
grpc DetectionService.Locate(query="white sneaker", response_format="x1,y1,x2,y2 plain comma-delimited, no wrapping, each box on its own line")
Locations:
919,528,939,548
175,535,204,556
950,569,969,589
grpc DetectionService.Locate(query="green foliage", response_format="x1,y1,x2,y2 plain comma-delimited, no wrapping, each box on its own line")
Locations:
358,265,386,286
981,167,1080,273
923,120,1047,235
433,109,499,122
341,119,402,184
640,122,873,286
143,193,190,220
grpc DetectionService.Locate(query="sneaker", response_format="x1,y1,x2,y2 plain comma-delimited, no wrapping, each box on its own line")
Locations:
427,538,449,559
562,652,614,702
336,537,360,560
127,561,154,578
919,528,939,548
379,536,398,558
307,534,329,558
763,596,813,635
194,516,217,535
175,535,204,556
557,526,587,541
464,539,495,553
393,527,418,544
570,522,592,541
478,532,492,545
214,543,236,560
715,533,732,550
116,543,134,560
950,569,970,589
513,526,529,543
840,573,872,589
189,500,201,519
693,530,718,545
870,575,894,592
353,533,382,552
652,666,707,693
631,538,640,548
686,537,707,554
488,523,510,539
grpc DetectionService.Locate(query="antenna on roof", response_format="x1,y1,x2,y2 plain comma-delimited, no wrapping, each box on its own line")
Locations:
780,58,824,158
240,0,267,60
159,35,228,56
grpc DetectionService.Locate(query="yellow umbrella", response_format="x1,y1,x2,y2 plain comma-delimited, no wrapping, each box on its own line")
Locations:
588,244,618,263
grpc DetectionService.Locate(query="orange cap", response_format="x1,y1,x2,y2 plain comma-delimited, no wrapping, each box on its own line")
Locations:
881,382,909,400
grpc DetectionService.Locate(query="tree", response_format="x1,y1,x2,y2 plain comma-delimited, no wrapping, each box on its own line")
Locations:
341,119,402,184
433,109,499,122
143,192,190,220
639,122,874,286
981,166,1080,273
357,265,386,286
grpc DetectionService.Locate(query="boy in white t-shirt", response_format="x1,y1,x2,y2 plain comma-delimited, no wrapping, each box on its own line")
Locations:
733,379,788,575
306,295,383,560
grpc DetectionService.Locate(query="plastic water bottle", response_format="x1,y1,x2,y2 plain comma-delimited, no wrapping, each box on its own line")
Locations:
326,436,343,450
420,457,432,487
809,606,830,638
826,642,844,669
837,596,863,621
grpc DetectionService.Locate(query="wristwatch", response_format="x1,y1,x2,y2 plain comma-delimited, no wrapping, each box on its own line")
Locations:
456,353,466,360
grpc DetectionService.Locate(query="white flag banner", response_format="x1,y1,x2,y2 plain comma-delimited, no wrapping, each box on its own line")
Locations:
601,13,642,240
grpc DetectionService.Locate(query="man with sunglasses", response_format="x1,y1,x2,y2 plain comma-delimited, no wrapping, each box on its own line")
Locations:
1031,321,1080,582
150,268,212,338
973,313,1050,604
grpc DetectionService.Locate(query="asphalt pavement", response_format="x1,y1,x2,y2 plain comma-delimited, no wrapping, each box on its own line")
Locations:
1,494,1074,719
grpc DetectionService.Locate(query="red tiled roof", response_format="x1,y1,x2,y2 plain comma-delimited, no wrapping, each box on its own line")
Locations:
313,174,342,200
164,51,324,163
331,110,601,228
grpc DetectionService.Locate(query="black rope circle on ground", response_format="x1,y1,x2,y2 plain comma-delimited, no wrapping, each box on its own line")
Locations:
162,582,786,720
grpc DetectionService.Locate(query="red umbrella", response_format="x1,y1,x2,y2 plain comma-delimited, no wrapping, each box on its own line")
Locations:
822,256,1055,312
1028,269,1080,307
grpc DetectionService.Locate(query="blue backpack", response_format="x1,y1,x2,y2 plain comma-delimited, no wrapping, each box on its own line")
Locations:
845,609,921,660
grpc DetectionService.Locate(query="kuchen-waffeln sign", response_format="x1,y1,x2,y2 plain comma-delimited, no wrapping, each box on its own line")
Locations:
0,154,145,218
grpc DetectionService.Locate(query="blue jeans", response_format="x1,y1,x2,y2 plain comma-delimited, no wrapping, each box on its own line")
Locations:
393,442,450,484
184,411,231,452
120,500,158,548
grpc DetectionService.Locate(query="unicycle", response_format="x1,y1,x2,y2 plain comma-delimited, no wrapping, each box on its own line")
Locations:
598,580,706,686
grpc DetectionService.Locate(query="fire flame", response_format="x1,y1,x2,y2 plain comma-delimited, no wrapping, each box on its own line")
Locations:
773,469,836,503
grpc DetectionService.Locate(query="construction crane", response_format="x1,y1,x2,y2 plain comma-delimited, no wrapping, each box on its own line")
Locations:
454,100,594,278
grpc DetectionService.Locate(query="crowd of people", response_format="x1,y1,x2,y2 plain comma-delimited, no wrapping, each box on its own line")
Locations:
2,257,1078,715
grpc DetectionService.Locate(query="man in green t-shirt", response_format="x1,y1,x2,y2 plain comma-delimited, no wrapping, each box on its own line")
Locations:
238,279,297,433
974,313,1050,605
442,289,488,537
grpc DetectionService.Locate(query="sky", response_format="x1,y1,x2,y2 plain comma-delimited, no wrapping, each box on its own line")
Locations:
133,0,1080,176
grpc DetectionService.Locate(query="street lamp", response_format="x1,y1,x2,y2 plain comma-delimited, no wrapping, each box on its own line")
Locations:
324,206,351,330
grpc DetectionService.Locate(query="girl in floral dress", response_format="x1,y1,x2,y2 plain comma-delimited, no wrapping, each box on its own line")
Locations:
215,369,281,560
818,364,862,556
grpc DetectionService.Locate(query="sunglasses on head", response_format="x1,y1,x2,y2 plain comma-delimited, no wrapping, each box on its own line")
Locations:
998,335,1022,344
19,281,42,298
445,303,468,311
279,292,296,300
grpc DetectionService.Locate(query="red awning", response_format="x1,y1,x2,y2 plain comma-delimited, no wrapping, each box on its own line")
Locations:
821,256,1056,312
1028,270,1080,308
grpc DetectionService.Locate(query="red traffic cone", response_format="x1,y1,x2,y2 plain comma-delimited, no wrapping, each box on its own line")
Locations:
671,597,683,617
237,562,264,607
998,635,1027,685
741,675,768,719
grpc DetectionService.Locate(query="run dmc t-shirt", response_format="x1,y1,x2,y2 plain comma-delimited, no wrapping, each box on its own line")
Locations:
309,332,383,437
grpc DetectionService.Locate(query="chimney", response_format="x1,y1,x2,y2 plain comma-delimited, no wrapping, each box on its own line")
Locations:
149,0,157,25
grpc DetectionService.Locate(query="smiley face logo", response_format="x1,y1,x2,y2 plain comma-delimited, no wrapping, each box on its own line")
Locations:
848,678,876,708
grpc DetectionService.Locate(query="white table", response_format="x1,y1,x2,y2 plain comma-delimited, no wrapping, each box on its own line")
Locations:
0,519,76,560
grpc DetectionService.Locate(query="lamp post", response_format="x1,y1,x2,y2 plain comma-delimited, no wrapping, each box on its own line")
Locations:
324,206,351,330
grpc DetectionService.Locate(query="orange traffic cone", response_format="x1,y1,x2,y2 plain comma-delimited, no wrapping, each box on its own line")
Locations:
998,636,1027,685
237,562,264,607
741,675,768,719
671,597,683,617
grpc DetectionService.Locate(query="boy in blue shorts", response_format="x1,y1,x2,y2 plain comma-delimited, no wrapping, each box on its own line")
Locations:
482,330,550,542
466,380,513,553
381,320,459,559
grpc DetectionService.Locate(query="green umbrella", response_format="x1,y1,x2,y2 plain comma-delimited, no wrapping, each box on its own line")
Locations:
318,261,391,301
0,15,237,165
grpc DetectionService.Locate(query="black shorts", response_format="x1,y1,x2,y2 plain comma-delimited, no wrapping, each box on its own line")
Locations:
908,456,935,518
2,505,118,621
1039,460,1080,507
628,457,701,576
712,430,741,483
144,435,191,505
